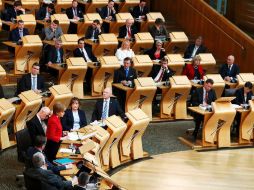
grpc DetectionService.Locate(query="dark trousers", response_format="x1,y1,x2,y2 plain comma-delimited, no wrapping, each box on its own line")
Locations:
192,113,204,139
44,140,61,162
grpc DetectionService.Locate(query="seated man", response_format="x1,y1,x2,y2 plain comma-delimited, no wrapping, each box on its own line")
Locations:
44,20,63,41
184,36,206,59
99,0,117,33
47,40,64,64
4,1,25,21
73,172,90,190
91,87,126,123
191,79,217,139
219,55,240,83
85,19,103,40
36,3,55,21
24,152,76,189
118,18,138,40
113,57,137,111
148,18,169,40
232,81,253,105
150,57,174,83
16,63,45,95
73,38,97,62
9,20,29,42
27,107,51,145
131,0,149,20
27,136,72,174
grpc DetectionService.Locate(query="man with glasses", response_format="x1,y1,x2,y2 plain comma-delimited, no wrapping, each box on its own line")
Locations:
27,107,51,145
16,63,45,95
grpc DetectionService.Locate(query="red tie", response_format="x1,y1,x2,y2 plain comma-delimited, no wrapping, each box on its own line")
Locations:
128,27,131,38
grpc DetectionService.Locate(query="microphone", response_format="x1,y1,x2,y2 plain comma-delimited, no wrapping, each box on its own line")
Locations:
210,119,226,136
134,95,147,109
168,93,183,109
66,74,79,88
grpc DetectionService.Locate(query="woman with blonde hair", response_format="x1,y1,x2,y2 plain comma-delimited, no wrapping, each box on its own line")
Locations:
115,40,135,65
182,55,205,80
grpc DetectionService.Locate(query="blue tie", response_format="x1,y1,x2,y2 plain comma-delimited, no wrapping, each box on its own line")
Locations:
125,68,129,77
56,49,61,63
101,100,108,120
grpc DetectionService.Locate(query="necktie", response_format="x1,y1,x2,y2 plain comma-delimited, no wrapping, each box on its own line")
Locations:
31,77,36,90
101,100,108,119
156,68,164,82
92,29,95,39
80,49,87,62
56,49,61,63
74,8,77,17
108,8,111,17
19,30,23,38
125,68,129,77
127,27,131,38
205,91,208,104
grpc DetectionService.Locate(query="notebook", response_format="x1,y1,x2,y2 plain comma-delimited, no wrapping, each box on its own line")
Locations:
53,158,74,165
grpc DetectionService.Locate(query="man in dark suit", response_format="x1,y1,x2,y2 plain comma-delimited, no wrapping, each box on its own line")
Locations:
16,63,45,95
85,19,103,40
131,0,149,20
191,79,217,139
118,18,138,40
148,18,169,40
91,87,126,123
150,57,174,82
99,0,117,33
26,107,51,144
73,172,90,190
184,36,206,59
24,152,76,190
26,136,72,174
113,57,137,111
219,55,240,83
36,3,55,21
9,20,29,42
47,40,64,64
4,1,25,21
73,38,97,62
233,82,253,105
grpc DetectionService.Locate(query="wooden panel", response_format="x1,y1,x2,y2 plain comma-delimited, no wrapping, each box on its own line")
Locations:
150,0,254,73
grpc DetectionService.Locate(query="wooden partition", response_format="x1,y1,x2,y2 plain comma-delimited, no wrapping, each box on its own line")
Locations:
151,0,254,73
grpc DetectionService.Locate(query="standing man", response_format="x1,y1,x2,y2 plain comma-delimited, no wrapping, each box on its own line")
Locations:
16,63,45,95
184,36,206,59
219,55,240,83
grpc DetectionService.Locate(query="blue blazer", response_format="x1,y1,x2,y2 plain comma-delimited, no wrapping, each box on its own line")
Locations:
61,109,87,131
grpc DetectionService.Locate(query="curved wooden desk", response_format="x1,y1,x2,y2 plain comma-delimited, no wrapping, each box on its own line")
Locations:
132,55,153,77
165,32,188,54
77,13,102,35
204,74,225,98
132,32,154,53
94,34,118,56
237,73,254,88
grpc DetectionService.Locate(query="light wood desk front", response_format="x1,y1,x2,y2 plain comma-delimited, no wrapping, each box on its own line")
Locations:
132,32,154,53
165,32,188,54
85,0,108,13
51,14,70,34
77,13,102,35
132,55,153,77
166,54,185,75
204,74,225,98
111,12,134,33
237,73,254,88
94,33,118,56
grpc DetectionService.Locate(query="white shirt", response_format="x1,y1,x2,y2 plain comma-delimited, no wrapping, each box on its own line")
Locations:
115,48,135,65
80,48,92,62
72,110,80,130
202,87,207,105
154,67,164,82
31,74,38,90
191,45,199,58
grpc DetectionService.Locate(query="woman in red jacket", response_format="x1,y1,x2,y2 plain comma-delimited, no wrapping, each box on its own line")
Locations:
182,55,205,80
44,102,65,162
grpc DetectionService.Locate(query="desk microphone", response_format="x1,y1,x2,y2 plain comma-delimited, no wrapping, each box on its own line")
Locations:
168,93,183,109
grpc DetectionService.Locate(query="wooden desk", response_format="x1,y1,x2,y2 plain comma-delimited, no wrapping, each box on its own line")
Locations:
51,14,70,34
204,74,225,98
132,55,153,77
85,0,108,13
119,0,139,12
142,12,164,32
47,64,66,81
132,32,154,53
60,34,79,55
94,33,118,56
5,0,39,14
225,81,238,88
166,54,185,75
198,53,216,71
237,73,254,88
77,13,102,35
17,14,36,34
165,32,188,54
55,0,73,13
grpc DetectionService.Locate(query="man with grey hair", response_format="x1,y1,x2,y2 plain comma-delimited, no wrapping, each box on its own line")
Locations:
118,18,138,40
219,55,240,83
27,106,51,145
184,36,206,59
24,152,76,189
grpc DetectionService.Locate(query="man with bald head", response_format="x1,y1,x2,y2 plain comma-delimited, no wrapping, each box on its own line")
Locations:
118,18,138,40
91,87,125,123
27,107,51,145
219,55,240,83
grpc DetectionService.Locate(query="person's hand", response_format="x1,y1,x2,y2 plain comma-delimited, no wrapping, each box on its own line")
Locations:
141,15,146,19
48,61,52,65
65,164,73,170
74,16,79,20
161,48,165,52
121,80,128,86
224,76,231,82
33,89,42,94
71,176,78,186
63,131,68,136
19,8,25,13
107,16,112,21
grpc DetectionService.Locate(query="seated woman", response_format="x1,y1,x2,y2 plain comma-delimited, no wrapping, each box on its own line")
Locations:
145,40,166,60
44,102,66,162
115,40,135,65
61,97,87,131
182,55,205,80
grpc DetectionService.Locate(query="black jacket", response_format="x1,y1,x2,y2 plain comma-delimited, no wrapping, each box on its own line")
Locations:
131,5,149,19
148,25,169,39
118,25,138,39
91,98,125,122
150,64,174,81
191,87,217,106
66,7,84,19
9,27,29,42
219,63,240,80
61,109,87,131
99,6,116,20
144,47,166,60
16,73,45,95
5,7,24,21
232,87,253,105
47,47,64,63
36,7,55,20
85,25,102,40
184,43,207,59
113,66,137,84
27,115,45,145
73,46,97,62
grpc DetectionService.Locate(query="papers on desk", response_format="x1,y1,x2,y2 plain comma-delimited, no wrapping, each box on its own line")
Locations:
155,81,165,86
90,120,103,127
67,131,97,141
184,58,192,62
231,104,242,109
199,104,212,111
153,59,160,63
191,79,200,84
59,148,75,154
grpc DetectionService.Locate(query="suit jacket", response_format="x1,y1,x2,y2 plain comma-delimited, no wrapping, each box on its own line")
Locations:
26,115,45,145
24,167,72,190
219,63,240,80
26,147,66,174
66,7,84,19
232,87,253,105
5,7,24,21
118,25,138,39
9,27,29,42
16,73,45,95
150,64,174,81
182,64,205,80
113,66,137,84
91,98,125,122
184,44,206,59
148,25,169,39
36,7,55,20
85,25,102,40
47,47,64,63
144,47,166,60
44,27,63,40
191,87,217,106
131,5,149,19
99,6,116,20
73,185,86,190
73,47,97,62
61,109,87,131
